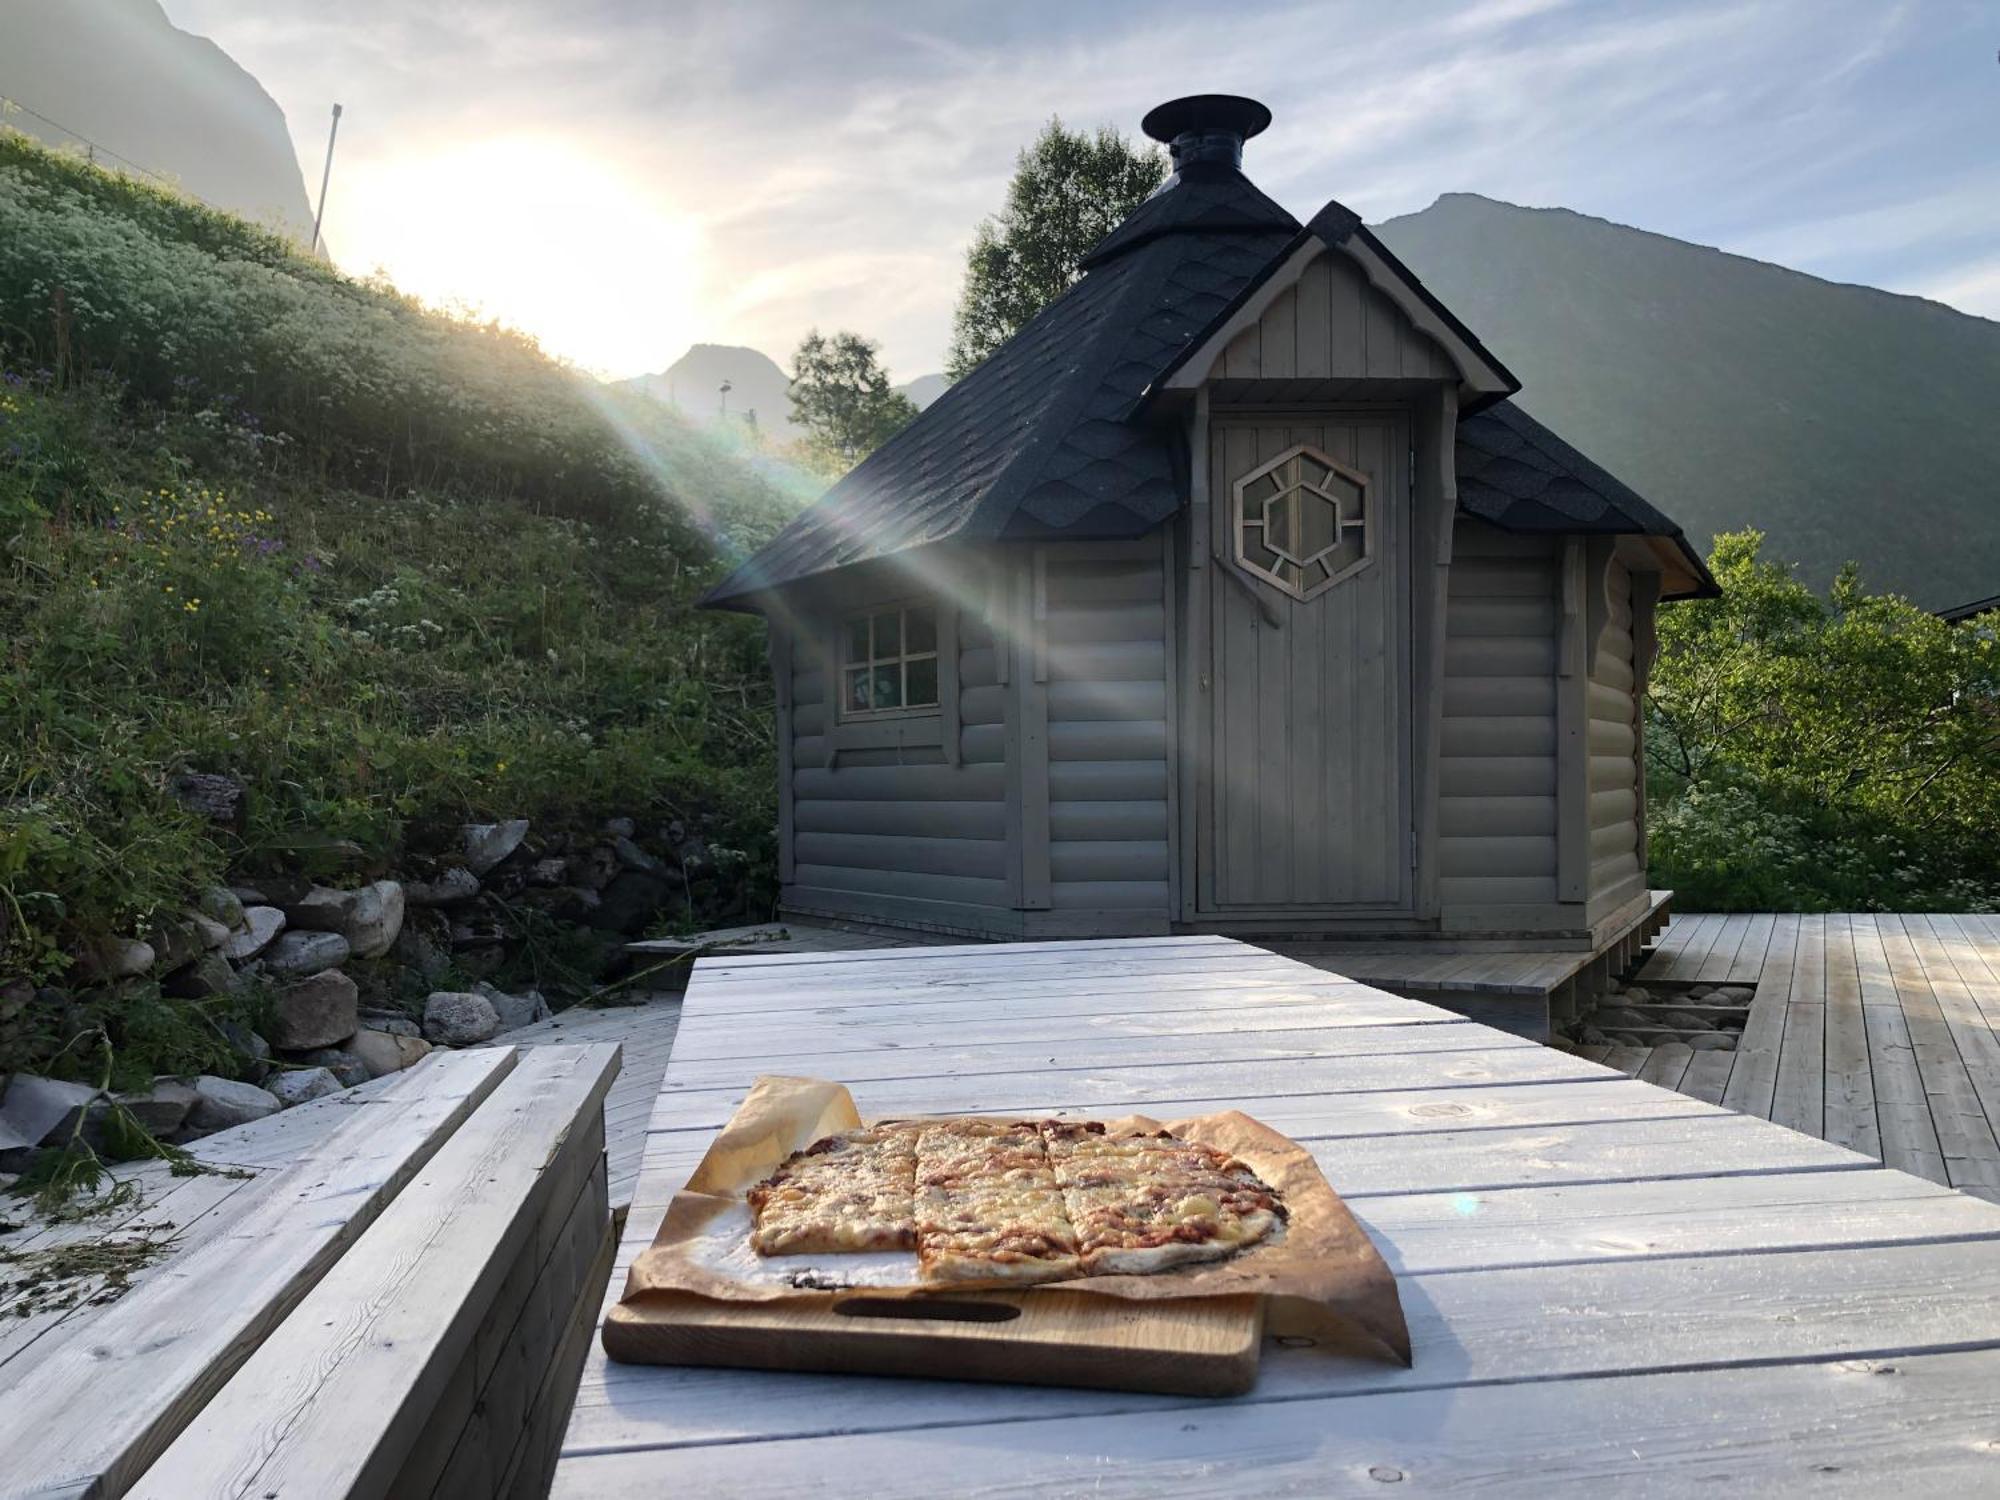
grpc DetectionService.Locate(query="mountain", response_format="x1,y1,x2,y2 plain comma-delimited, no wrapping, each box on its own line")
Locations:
1374,193,2000,610
0,0,315,243
625,344,798,439
623,346,951,438
898,373,950,410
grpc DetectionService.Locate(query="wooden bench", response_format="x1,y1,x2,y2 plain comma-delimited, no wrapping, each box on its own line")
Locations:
1,1042,619,1500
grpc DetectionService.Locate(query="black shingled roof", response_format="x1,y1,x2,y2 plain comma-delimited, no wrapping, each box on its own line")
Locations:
704,145,1712,608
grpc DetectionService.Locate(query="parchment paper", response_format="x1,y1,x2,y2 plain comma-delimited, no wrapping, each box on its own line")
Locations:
619,1075,1411,1365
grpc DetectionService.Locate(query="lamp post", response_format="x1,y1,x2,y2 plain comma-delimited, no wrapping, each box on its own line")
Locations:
310,103,343,256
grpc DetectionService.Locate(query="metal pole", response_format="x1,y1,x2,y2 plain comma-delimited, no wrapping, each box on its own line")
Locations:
311,103,343,255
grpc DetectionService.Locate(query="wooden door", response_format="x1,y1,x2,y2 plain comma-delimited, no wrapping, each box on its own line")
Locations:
1199,414,1411,914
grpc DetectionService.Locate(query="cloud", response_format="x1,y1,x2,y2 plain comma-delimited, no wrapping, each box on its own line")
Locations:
162,0,1999,377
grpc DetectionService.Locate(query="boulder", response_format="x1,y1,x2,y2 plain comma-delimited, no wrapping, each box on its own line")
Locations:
589,871,673,935
190,912,233,950
1685,1032,1737,1051
295,1046,370,1087
1579,1025,1610,1046
149,917,209,973
266,969,360,1049
164,950,237,1000
567,845,620,891
477,982,551,1033
114,1079,200,1137
517,884,600,922
359,1009,423,1039
389,911,453,981
602,815,636,839
1591,1006,1650,1029
406,867,480,906
198,885,246,929
423,990,501,1047
1659,1009,1715,1030
187,1075,282,1132
462,819,530,876
223,905,287,962
267,1067,343,1108
0,1074,101,1149
1712,985,1756,1005
284,880,405,960
81,935,155,981
348,1028,432,1079
264,929,351,980
527,856,569,887
612,835,661,874
220,1020,273,1080
169,769,245,828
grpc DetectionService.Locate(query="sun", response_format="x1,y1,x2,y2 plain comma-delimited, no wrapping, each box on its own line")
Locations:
329,134,702,378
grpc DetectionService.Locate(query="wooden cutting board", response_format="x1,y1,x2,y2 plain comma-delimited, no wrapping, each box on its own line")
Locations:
604,1288,1265,1396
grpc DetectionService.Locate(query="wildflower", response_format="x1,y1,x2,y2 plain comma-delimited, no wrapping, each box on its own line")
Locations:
183,598,200,613
496,760,509,772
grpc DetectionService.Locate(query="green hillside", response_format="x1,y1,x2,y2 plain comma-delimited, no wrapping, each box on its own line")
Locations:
1376,194,2000,611
0,129,808,1025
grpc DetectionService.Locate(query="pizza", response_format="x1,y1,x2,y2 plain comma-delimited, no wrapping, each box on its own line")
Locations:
746,1116,1285,1284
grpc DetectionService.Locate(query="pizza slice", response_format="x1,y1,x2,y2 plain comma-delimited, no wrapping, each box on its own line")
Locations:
913,1120,1081,1285
1042,1120,1286,1275
747,1123,919,1255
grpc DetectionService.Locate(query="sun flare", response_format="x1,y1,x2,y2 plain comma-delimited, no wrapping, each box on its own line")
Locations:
329,134,701,378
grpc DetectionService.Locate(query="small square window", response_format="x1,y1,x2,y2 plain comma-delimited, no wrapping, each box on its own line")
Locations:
839,600,943,719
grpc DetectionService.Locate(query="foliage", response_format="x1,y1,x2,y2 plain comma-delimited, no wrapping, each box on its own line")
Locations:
0,133,804,1077
947,119,1165,379
786,330,917,470
1646,530,2000,911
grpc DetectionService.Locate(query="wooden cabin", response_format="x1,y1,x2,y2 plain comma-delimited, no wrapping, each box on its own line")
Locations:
705,95,1715,987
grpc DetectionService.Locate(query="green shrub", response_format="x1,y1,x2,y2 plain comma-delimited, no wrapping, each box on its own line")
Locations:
1647,530,2000,911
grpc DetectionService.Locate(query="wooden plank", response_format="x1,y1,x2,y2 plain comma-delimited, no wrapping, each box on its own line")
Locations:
1902,914,2000,1137
132,1045,620,1500
0,1048,519,1500
1821,913,1881,1158
638,1046,1617,1136
692,934,1235,974
1600,1044,1649,1076
1637,912,1719,982
1636,1042,1692,1090
1770,1001,1827,1137
552,1350,2000,1497
567,1239,2000,1455
1721,913,1799,1118
1675,1048,1736,1106
1876,915,2000,1199
1694,912,1753,983
1723,910,1778,984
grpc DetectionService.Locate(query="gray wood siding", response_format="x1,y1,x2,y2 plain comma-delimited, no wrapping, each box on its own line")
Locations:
1218,251,1455,383
788,602,1011,915
1042,543,1171,913
1439,521,1560,909
1588,559,1645,910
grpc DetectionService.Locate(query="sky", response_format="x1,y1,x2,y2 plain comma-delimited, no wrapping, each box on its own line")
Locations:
162,0,2000,383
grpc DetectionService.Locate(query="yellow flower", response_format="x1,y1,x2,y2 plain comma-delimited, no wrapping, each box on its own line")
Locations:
496,760,509,772
183,599,200,613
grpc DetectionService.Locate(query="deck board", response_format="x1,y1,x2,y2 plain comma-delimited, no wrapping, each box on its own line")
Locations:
1629,911,2000,1203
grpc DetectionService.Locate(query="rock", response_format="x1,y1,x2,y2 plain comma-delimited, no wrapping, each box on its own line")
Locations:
252,871,316,906
82,935,155,981
114,1079,200,1136
1687,984,1716,1001
454,946,506,981
149,917,209,972
423,990,501,1046
348,1028,432,1079
187,1075,282,1132
229,883,270,907
567,845,620,891
602,815,636,839
1659,1009,1715,1030
220,1020,272,1079
462,819,530,876
1711,985,1756,1005
390,912,452,982
198,885,246,929
264,929,351,980
406,867,480,906
1617,985,1652,1004
266,969,359,1050
1685,1032,1737,1051
0,1074,102,1149
169,769,245,828
359,1009,423,1038
612,835,661,874
267,1067,343,1107
477,982,551,1033
518,884,600,922
1591,1006,1649,1029
527,856,569,887
449,911,508,950
164,950,237,1000
1579,1025,1610,1045
190,912,233,950
589,871,673,935
294,1046,370,1087
284,880,405,960
223,905,287,962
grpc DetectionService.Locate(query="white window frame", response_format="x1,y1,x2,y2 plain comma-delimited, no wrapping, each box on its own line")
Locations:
837,600,942,721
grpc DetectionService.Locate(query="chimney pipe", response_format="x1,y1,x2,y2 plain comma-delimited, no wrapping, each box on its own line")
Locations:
1140,94,1272,172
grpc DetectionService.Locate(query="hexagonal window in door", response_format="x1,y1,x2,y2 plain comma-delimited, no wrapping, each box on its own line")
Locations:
1231,445,1372,601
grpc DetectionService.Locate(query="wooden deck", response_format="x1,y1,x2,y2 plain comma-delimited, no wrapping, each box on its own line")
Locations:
1594,912,2000,1203
555,934,2000,1494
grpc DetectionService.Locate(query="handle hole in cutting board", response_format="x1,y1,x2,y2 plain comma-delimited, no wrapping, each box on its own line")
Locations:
833,1297,1021,1323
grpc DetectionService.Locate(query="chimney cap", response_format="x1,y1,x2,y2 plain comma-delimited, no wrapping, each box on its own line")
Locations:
1140,94,1272,148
